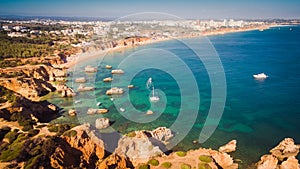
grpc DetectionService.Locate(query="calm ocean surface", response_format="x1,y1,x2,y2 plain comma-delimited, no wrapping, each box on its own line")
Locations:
48,26,300,166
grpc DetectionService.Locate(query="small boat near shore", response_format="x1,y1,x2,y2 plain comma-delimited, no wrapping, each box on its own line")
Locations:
146,77,160,102
253,73,268,79
128,85,134,88
96,102,102,106
120,108,125,112
74,100,82,104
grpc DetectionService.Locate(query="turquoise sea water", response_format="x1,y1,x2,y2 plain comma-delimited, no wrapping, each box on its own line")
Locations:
48,26,300,166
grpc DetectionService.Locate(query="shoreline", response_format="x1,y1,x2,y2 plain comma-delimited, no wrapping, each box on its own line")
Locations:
61,24,278,69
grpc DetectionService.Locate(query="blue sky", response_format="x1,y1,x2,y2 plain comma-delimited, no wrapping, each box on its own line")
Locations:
0,0,299,19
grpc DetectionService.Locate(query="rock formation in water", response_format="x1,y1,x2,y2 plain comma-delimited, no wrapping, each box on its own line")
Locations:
219,139,237,153
256,138,300,169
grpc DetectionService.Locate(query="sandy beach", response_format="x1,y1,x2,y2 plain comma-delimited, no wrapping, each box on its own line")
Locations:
61,24,276,69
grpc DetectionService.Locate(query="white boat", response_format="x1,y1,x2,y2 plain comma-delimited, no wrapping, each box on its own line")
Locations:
253,73,268,79
146,77,152,89
74,100,81,104
120,108,125,112
150,86,160,102
96,102,102,106
110,98,115,101
147,77,160,102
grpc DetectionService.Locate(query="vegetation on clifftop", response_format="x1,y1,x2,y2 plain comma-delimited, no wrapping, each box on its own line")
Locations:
0,87,17,103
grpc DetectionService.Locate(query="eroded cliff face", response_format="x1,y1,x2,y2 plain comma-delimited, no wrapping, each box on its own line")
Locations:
0,93,59,123
50,124,105,169
0,65,67,101
0,78,55,101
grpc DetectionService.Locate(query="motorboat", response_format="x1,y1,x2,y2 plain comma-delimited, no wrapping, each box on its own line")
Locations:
253,73,268,79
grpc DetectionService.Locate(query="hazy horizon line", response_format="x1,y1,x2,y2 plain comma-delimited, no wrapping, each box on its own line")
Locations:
1,14,300,21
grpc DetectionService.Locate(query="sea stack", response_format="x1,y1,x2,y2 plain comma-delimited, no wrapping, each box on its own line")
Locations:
85,65,97,73
106,87,124,95
111,69,124,74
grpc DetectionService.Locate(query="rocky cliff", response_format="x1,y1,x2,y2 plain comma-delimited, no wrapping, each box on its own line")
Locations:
0,92,59,123
50,123,106,169
256,138,300,169
1,121,299,169
0,65,69,101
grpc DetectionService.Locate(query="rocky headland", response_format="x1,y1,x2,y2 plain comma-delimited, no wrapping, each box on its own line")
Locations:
1,122,299,169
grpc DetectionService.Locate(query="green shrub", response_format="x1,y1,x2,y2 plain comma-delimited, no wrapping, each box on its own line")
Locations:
198,163,212,169
0,142,9,152
181,163,191,169
15,133,29,142
138,164,150,169
126,131,136,137
198,155,212,163
28,145,41,156
24,154,42,169
161,162,172,168
10,112,35,131
0,141,25,162
4,130,19,143
48,124,59,132
148,159,159,166
28,129,40,137
63,130,77,137
176,151,187,157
